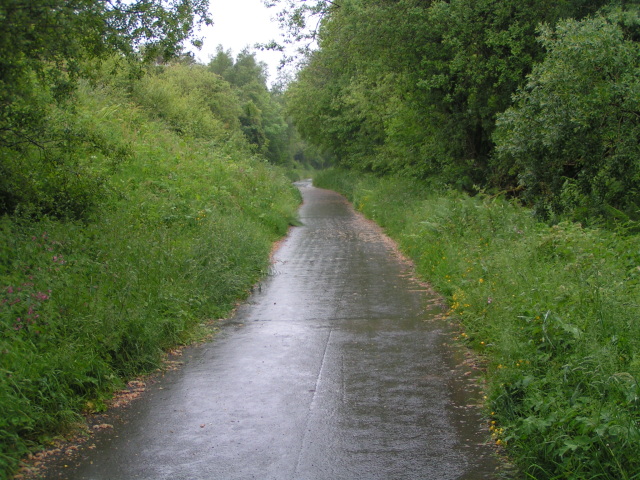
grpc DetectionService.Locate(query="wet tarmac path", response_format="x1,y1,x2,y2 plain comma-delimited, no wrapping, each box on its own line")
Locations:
45,182,503,479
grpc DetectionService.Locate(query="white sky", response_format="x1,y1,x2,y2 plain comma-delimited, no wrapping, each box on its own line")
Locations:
195,0,288,84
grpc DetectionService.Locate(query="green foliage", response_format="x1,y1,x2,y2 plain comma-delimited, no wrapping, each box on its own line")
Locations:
285,0,607,178
133,63,243,141
0,76,130,219
285,1,403,171
494,8,640,223
208,48,292,164
0,58,300,478
265,0,335,60
0,0,210,68
0,0,212,218
315,169,640,479
282,0,640,225
0,0,212,136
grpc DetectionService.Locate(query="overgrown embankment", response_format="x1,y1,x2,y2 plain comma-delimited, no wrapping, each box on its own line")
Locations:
0,65,301,477
315,169,640,480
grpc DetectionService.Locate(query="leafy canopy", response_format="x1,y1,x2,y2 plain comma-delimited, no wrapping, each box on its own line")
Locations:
0,0,211,217
0,0,212,144
494,7,640,222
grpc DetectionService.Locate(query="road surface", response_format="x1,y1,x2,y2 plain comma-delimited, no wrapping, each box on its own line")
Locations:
44,181,503,479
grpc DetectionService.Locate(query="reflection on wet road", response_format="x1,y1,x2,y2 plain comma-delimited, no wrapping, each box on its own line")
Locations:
47,181,502,479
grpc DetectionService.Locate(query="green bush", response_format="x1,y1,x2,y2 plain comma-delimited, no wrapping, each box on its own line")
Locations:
494,8,640,223
132,64,243,142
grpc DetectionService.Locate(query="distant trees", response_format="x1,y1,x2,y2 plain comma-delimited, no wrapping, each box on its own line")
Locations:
133,62,243,140
283,0,639,224
208,48,292,165
0,0,316,219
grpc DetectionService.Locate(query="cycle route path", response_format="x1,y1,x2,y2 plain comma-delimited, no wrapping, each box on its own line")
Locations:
43,180,505,480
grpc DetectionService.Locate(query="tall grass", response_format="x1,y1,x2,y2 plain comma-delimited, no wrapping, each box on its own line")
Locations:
0,73,300,476
315,169,640,479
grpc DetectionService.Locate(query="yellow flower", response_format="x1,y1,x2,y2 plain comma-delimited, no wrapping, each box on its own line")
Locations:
479,278,484,283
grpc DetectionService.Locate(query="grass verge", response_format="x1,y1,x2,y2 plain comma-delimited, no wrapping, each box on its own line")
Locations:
314,169,640,480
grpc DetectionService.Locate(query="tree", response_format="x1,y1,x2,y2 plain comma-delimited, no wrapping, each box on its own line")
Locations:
208,46,235,79
282,0,610,189
0,0,212,149
207,49,292,163
133,62,243,140
264,0,336,62
0,0,211,217
494,7,640,223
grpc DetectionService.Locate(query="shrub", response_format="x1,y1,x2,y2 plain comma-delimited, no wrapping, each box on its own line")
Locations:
494,8,640,224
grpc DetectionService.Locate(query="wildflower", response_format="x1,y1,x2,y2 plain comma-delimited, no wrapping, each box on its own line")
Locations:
479,278,484,283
